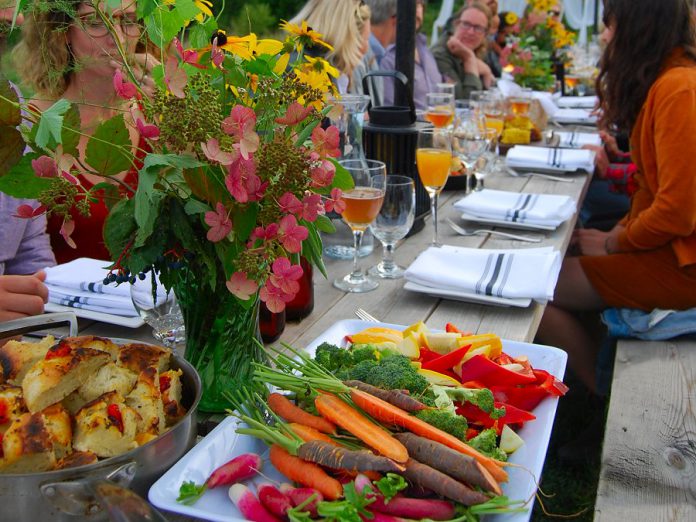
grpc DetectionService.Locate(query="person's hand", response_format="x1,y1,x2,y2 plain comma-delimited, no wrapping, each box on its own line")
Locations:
600,130,621,157
583,144,610,178
111,53,160,98
447,36,475,64
571,228,611,256
477,58,494,88
0,271,49,323
0,6,24,25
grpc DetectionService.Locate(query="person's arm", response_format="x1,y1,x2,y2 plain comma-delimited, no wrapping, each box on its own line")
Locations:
4,212,56,276
0,272,49,323
432,43,482,99
616,87,696,252
379,47,396,107
604,162,638,195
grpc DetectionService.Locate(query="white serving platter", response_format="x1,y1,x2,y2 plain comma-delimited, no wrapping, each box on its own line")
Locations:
150,319,567,522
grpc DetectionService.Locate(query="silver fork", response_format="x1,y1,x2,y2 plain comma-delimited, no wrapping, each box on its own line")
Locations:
446,218,543,243
355,308,379,322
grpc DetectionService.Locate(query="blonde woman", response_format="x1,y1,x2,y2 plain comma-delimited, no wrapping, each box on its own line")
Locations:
13,1,158,263
290,0,371,93
431,2,494,99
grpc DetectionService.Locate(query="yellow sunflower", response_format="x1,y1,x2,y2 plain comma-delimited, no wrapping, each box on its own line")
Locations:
280,20,334,52
194,0,213,21
505,12,518,26
303,55,340,79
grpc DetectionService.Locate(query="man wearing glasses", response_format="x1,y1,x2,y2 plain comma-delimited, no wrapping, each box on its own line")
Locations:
431,2,494,99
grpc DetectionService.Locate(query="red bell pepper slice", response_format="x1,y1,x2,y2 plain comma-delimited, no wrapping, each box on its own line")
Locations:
533,369,570,396
418,347,442,363
445,323,472,335
422,344,472,373
458,354,537,387
491,385,550,412
456,400,536,434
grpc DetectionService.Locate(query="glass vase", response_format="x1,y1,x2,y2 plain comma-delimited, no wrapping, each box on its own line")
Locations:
174,268,266,413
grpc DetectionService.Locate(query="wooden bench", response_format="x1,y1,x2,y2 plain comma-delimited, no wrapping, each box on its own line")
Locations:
594,339,696,520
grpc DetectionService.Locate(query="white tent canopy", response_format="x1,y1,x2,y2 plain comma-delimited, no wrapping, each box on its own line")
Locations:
432,0,603,46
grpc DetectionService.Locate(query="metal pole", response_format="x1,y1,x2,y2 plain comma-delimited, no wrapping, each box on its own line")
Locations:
593,0,599,34
394,0,416,108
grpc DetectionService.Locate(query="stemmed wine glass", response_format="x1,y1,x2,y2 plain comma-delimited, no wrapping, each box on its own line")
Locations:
368,175,415,279
130,271,186,351
416,128,452,246
453,108,488,194
424,92,455,128
333,159,387,293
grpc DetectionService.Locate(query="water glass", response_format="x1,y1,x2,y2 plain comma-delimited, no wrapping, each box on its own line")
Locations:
369,175,415,279
130,272,186,351
453,109,488,194
473,128,499,191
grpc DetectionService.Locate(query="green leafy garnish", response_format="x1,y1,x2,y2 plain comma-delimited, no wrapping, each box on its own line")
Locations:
375,473,408,502
176,481,207,505
316,482,374,522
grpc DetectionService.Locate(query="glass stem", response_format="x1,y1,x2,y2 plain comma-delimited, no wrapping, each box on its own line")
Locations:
382,243,396,271
431,193,439,245
351,229,364,279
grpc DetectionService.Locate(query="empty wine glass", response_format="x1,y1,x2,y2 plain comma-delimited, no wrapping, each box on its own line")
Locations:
473,128,499,191
333,159,387,293
453,109,488,194
130,271,186,351
368,175,415,279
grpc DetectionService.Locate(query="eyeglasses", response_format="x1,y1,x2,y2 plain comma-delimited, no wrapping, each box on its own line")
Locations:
549,10,561,16
77,14,143,38
454,20,487,35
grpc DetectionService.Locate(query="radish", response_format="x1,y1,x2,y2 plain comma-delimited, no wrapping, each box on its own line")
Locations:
279,484,323,516
257,483,292,517
370,495,455,520
207,453,262,488
228,484,282,522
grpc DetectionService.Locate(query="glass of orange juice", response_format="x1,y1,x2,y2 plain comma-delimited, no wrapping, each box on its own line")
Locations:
416,128,452,246
424,92,455,128
333,159,387,293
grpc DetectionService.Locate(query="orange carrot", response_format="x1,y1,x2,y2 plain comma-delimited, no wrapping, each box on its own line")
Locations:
288,423,340,446
269,444,343,500
314,393,409,464
268,393,337,434
349,388,508,483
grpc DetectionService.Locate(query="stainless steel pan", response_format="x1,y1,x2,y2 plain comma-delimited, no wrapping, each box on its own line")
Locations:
0,313,202,521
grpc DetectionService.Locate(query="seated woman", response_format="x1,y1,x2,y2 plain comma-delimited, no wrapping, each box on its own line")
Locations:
13,1,158,263
289,0,372,95
431,2,494,100
536,0,696,394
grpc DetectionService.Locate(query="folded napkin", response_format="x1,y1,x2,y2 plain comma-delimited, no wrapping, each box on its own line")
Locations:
453,189,576,227
44,257,138,317
556,96,597,109
404,245,561,301
555,131,602,149
553,108,597,125
506,145,595,173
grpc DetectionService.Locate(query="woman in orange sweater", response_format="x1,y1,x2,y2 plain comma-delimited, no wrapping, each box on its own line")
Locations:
537,0,696,393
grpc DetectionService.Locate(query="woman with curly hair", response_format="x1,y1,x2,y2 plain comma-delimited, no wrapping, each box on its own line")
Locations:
431,2,494,99
537,0,696,394
289,0,371,94
13,1,158,263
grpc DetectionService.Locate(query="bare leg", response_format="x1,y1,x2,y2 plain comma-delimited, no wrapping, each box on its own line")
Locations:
537,258,606,393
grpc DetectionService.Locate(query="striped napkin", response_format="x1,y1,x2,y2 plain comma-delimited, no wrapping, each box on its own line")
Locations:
404,245,561,301
555,131,602,149
556,96,597,109
453,189,576,228
553,108,597,125
44,258,138,317
506,145,595,173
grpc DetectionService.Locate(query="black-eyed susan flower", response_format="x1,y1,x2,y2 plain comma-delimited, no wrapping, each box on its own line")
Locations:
279,20,333,52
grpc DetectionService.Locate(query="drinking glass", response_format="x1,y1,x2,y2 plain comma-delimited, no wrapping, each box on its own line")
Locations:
130,271,186,351
333,159,387,293
416,128,452,246
482,91,505,139
473,128,499,191
424,92,455,128
453,109,488,194
509,90,532,118
368,175,415,279
435,82,456,97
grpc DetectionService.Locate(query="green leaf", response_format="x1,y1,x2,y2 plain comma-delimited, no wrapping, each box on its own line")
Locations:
136,0,158,18
60,104,81,156
0,78,21,127
294,118,320,148
375,473,408,501
103,197,137,260
233,203,258,243
0,153,53,198
174,0,200,21
312,214,335,234
105,0,122,10
189,18,218,48
89,182,122,210
35,99,70,149
304,224,327,279
184,199,211,215
0,127,25,174
85,114,132,176
329,159,355,191
145,7,186,48
176,481,207,506
142,153,204,175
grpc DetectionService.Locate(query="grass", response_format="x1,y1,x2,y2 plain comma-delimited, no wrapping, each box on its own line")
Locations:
531,372,604,521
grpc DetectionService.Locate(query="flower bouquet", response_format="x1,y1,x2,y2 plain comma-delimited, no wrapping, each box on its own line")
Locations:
0,1,352,411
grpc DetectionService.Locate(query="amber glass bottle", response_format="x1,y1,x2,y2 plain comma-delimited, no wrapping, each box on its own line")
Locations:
260,302,285,343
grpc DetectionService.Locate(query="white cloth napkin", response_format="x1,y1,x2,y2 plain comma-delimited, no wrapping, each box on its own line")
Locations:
506,145,596,173
553,108,597,125
556,96,597,109
453,189,576,227
555,131,602,148
404,245,561,301
44,257,138,317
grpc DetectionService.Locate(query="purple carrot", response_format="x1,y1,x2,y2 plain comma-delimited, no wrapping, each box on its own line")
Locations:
228,484,282,522
257,483,292,518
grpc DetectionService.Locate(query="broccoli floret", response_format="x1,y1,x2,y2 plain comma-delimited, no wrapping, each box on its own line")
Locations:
364,355,429,395
468,428,508,462
414,409,469,441
351,345,380,364
342,359,378,382
445,387,506,419
314,343,353,372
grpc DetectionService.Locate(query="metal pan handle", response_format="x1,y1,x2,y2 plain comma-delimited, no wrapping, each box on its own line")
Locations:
0,312,78,339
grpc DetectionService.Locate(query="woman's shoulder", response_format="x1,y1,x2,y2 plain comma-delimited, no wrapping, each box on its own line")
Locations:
27,98,55,113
